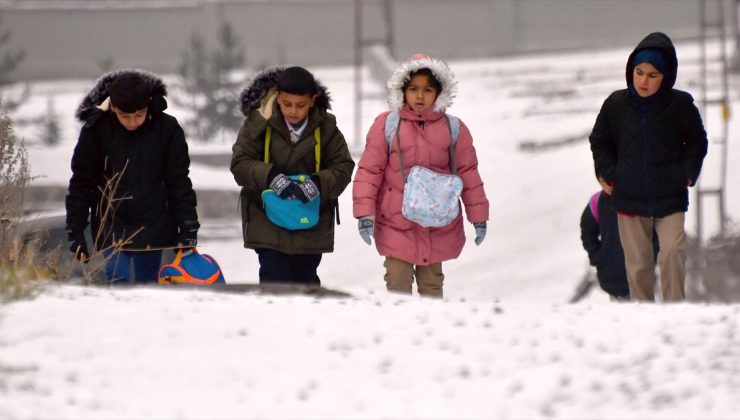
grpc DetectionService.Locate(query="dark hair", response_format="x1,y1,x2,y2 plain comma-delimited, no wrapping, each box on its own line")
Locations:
276,66,318,96
403,68,442,93
108,73,150,112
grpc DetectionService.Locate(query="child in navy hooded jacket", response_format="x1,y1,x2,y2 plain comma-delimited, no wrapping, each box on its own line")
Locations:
589,32,707,301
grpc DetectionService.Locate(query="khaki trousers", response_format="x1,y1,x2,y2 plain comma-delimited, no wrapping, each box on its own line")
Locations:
384,256,444,298
617,212,687,302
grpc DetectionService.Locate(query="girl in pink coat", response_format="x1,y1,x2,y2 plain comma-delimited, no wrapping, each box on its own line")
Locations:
353,53,489,297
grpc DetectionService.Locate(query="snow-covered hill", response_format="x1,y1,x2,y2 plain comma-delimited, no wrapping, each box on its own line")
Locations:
2,41,740,418
1,286,739,419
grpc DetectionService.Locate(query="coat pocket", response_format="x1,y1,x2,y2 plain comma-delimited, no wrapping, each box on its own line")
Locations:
377,185,414,231
652,162,687,198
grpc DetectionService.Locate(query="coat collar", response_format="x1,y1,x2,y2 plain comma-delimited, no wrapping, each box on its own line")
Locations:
399,105,445,123
250,102,324,142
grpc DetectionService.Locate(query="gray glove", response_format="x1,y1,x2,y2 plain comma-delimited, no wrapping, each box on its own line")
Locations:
358,217,374,245
474,222,487,246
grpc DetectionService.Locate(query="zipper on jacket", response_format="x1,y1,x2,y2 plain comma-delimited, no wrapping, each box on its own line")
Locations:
641,115,653,216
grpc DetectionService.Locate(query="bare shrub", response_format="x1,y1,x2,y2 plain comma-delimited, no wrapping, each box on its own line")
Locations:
0,101,43,300
0,103,28,221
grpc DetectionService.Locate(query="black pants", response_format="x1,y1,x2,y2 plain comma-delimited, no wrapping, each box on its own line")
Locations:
255,248,322,285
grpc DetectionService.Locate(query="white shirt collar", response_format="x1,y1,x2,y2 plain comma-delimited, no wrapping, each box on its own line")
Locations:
285,117,308,143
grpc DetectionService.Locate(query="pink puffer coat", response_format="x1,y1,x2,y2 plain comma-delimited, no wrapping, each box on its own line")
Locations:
353,106,489,265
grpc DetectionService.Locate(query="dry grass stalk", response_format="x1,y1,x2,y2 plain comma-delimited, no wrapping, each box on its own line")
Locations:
64,161,143,285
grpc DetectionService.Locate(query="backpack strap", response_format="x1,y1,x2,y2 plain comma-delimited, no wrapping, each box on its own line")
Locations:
384,111,461,181
264,126,271,163
314,127,321,172
264,125,321,173
445,114,460,145
159,264,223,285
445,114,460,174
384,111,401,153
588,191,601,224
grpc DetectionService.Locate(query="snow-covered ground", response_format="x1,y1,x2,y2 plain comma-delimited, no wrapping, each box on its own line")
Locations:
2,286,740,419
2,41,740,418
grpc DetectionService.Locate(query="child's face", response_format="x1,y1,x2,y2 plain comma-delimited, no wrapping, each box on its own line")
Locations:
111,105,147,131
632,62,664,97
404,73,439,113
277,92,316,126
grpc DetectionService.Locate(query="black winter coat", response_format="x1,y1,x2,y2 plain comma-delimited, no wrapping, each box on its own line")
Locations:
589,32,708,217
65,70,199,250
580,192,629,297
580,191,659,298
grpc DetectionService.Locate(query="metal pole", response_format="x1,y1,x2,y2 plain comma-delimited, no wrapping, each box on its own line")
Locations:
731,0,740,71
383,0,394,58
697,0,707,243
719,2,730,236
354,0,363,152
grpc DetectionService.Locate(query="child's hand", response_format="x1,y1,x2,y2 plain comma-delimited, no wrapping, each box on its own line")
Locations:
473,222,487,246
68,233,89,263
293,178,320,203
269,172,302,200
598,176,614,195
358,217,374,245
177,220,198,248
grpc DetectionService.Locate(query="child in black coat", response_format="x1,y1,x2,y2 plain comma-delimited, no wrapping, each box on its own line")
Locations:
581,190,660,301
580,190,629,300
588,32,707,301
66,70,199,284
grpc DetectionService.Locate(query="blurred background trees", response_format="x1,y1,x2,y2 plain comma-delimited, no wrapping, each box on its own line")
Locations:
175,20,246,143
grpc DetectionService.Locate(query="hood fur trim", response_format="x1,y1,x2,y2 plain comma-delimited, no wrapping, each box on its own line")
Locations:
386,54,457,112
76,69,167,122
239,67,331,117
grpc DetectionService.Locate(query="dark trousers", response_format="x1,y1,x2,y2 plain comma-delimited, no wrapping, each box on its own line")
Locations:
103,249,163,284
255,248,321,285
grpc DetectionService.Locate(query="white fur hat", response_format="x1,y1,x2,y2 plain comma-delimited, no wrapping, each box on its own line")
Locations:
386,53,457,112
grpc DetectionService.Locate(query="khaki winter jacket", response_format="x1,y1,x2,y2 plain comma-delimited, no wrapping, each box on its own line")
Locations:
230,97,354,254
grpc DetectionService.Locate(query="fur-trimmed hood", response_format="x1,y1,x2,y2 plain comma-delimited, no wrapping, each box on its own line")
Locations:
386,53,457,112
238,67,331,118
76,69,168,122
